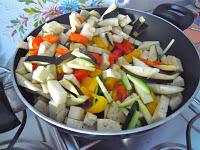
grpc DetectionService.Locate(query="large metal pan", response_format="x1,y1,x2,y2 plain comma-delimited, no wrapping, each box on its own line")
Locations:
10,5,200,139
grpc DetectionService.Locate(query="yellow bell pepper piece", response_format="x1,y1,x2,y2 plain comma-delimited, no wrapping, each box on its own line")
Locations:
104,77,118,91
146,93,158,115
81,77,98,93
92,36,107,49
80,86,92,97
87,95,108,113
89,68,103,77
107,44,113,51
124,48,142,63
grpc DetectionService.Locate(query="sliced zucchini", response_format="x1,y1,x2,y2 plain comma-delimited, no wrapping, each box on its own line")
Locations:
121,72,132,91
118,93,138,108
128,111,139,129
154,64,179,71
137,98,152,124
134,85,153,104
127,74,150,94
150,72,179,80
96,76,113,103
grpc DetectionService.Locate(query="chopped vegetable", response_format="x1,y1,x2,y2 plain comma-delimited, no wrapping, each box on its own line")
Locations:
74,69,89,82
43,35,59,44
70,32,89,45
56,48,70,55
32,36,44,49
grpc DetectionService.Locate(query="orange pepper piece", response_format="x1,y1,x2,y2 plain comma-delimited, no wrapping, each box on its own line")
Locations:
43,35,59,43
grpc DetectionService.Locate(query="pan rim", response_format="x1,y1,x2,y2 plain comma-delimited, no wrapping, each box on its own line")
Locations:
11,7,200,137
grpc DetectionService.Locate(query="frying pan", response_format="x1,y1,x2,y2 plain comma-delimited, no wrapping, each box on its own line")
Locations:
3,4,200,139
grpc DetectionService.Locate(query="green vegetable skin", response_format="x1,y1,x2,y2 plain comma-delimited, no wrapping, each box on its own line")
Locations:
96,76,113,103
121,72,132,91
128,111,139,129
127,74,150,94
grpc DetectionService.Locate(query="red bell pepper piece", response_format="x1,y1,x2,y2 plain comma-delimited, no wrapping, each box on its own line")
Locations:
74,69,89,82
89,52,103,65
116,82,128,102
32,36,44,49
108,49,123,65
115,39,132,54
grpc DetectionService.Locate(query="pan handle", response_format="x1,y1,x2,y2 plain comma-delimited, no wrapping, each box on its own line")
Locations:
153,3,194,30
0,66,26,113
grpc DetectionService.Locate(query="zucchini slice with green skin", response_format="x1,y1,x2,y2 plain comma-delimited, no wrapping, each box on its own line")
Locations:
96,76,113,103
150,72,179,80
118,93,138,108
134,85,153,104
128,111,139,129
137,98,152,124
147,83,184,95
154,64,179,71
127,74,150,94
122,101,139,130
121,72,132,91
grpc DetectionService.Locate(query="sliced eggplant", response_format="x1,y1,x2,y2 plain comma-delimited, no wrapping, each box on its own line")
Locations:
62,64,73,74
89,10,101,18
112,27,130,39
59,32,69,45
54,51,74,65
99,33,109,47
105,32,114,46
102,68,121,80
66,58,95,71
122,101,139,130
138,41,160,50
64,74,80,88
32,66,48,83
151,95,169,123
132,23,148,37
123,65,159,78
154,64,179,71
66,96,88,106
94,26,112,36
59,78,80,96
169,93,183,111
150,72,179,80
171,76,184,87
133,57,148,67
47,80,68,104
98,18,119,27
155,44,163,56
97,119,121,131
46,64,57,80
80,10,90,19
16,57,27,75
69,12,82,29
26,56,54,64
41,83,49,94
112,34,123,43
80,23,95,40
148,83,184,95
23,72,33,81
87,45,109,54
68,106,85,121
70,42,86,50
119,15,132,27
16,73,41,92
23,61,33,73
71,48,91,60
101,53,110,70
42,21,65,34
123,25,133,35
27,36,34,49
87,16,99,27
148,45,157,61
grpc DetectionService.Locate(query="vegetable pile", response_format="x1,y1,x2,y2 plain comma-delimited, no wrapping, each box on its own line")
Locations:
16,4,184,131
